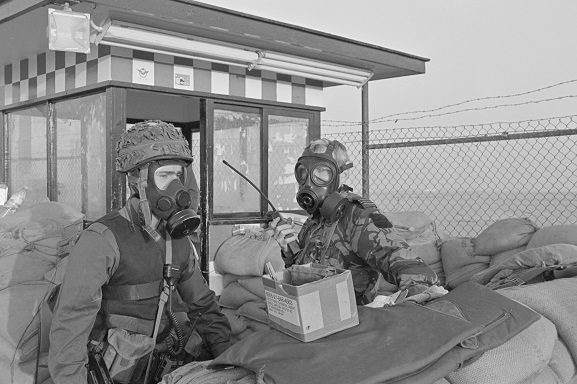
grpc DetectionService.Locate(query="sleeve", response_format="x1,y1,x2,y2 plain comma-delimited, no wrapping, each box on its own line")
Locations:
177,255,232,358
48,228,118,384
351,209,439,297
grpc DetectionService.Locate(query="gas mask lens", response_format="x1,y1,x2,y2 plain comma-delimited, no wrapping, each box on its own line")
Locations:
295,164,308,184
311,164,333,186
154,165,185,190
294,162,334,187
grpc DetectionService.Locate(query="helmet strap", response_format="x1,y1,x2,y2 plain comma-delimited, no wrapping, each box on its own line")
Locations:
137,165,161,242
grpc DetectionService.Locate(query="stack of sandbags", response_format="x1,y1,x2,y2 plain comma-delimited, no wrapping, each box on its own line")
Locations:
441,218,539,289
385,211,447,285
0,202,84,384
213,229,284,344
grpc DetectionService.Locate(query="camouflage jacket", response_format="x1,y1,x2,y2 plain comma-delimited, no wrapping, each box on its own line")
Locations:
289,193,438,304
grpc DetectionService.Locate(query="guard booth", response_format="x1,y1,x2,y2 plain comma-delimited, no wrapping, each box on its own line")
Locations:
0,0,428,281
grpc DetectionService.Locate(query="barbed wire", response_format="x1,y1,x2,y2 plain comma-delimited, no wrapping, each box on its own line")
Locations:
322,78,577,127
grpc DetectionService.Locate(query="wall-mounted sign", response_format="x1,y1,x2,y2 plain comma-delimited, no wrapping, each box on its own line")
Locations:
133,59,155,85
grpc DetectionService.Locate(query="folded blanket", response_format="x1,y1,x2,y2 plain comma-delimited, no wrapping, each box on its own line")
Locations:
470,244,577,287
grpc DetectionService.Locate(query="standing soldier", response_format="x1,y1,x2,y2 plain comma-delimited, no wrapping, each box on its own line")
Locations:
48,120,231,383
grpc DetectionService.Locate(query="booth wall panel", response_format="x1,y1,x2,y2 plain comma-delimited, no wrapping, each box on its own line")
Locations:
0,47,325,108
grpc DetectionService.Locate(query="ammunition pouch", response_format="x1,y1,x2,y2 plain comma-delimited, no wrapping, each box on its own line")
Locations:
87,328,155,384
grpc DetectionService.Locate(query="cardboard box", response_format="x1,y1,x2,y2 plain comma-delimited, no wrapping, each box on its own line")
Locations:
262,264,359,342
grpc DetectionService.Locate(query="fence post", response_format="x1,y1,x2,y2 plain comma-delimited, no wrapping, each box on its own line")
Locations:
361,83,370,198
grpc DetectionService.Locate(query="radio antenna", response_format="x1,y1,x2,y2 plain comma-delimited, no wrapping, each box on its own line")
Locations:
222,160,278,212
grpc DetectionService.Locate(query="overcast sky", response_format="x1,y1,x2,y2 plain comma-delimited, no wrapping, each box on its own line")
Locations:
200,1,577,133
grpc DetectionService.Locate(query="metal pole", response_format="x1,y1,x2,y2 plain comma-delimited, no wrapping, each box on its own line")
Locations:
361,83,369,198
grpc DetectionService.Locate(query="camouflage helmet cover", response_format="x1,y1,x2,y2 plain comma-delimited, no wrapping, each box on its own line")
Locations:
116,120,194,172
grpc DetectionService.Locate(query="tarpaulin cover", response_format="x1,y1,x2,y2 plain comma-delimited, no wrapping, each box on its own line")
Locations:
210,282,540,384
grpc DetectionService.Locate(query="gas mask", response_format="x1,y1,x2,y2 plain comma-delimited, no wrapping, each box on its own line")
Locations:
138,160,200,239
295,145,353,215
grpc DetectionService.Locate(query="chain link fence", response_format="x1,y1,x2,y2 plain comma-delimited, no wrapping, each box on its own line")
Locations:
325,115,577,237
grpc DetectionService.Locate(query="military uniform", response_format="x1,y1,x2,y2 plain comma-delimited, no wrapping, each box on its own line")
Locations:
48,201,231,383
288,192,439,305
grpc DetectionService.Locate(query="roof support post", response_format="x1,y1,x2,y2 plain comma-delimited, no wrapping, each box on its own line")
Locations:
361,82,370,198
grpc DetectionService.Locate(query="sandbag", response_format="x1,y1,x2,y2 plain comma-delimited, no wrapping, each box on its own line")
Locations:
0,202,84,259
0,250,58,290
237,276,266,300
221,273,242,289
0,351,50,384
441,238,491,275
406,223,445,266
526,224,577,249
490,246,526,267
384,211,432,240
447,315,556,384
246,319,270,333
214,234,284,277
159,360,256,384
546,339,577,383
474,217,538,256
236,301,269,324
218,282,263,309
0,281,57,364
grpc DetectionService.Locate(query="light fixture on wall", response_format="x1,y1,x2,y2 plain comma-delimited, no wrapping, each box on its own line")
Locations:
94,20,259,68
93,19,373,87
250,51,373,87
48,2,91,54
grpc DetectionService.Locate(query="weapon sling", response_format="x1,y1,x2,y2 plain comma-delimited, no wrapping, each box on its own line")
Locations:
143,234,173,384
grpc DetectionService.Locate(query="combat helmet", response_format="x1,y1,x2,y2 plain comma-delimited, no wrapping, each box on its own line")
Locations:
116,120,194,173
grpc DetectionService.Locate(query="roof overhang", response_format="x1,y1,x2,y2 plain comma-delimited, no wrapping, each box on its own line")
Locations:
0,0,429,86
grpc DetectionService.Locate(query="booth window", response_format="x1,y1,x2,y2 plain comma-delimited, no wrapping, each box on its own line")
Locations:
8,106,48,204
213,108,262,214
54,93,107,220
268,114,309,211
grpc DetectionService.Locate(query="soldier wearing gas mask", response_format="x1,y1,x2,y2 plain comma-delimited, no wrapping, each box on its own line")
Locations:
271,138,439,305
49,120,231,384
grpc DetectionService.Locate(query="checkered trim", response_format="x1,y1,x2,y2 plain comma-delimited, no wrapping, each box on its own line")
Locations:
0,45,324,108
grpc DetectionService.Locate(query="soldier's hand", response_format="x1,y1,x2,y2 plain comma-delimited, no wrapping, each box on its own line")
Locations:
269,216,297,253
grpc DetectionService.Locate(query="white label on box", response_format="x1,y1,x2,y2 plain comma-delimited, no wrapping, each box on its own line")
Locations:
299,291,324,333
265,290,300,326
336,281,352,320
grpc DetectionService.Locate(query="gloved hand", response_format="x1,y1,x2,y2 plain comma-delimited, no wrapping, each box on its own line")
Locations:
267,216,298,254
404,284,448,304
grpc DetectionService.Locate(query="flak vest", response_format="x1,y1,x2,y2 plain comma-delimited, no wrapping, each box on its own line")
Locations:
93,212,192,335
